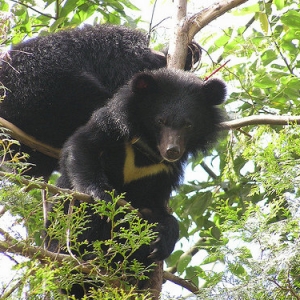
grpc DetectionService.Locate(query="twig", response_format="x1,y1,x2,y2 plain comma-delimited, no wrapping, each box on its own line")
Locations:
0,228,69,264
148,0,159,45
200,161,218,179
269,277,300,300
2,252,19,265
65,197,82,264
163,271,199,293
1,278,23,299
9,0,55,20
149,17,171,33
204,59,230,81
262,0,294,75
0,228,111,278
286,271,300,300
0,205,6,217
0,171,93,203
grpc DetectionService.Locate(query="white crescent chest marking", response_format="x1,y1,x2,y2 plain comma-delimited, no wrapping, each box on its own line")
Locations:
123,143,172,184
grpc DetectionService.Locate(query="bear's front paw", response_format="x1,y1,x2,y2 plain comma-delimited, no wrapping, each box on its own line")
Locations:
139,209,179,261
148,235,170,261
148,233,175,261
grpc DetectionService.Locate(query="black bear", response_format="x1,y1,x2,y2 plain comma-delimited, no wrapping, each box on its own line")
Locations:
50,68,226,297
0,24,200,178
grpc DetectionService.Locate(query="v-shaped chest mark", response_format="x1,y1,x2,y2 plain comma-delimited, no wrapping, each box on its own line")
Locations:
123,143,172,184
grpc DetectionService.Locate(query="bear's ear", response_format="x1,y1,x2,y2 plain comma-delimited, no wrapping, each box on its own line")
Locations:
203,78,227,105
131,73,158,94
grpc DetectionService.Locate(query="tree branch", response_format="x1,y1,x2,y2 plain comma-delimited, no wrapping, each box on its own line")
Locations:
220,115,300,130
0,228,70,264
167,0,189,69
167,0,249,68
187,0,249,41
163,270,199,294
0,171,93,202
0,171,142,216
0,117,60,159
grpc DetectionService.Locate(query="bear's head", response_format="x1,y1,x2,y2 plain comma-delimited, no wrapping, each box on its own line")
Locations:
114,68,226,162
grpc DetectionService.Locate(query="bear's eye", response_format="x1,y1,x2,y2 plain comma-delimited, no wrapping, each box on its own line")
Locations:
184,122,192,129
157,118,166,126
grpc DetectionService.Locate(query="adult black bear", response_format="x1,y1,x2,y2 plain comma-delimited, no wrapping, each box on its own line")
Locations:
0,25,200,178
51,68,226,297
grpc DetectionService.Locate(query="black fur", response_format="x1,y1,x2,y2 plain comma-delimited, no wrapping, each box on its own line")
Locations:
53,68,226,297
0,25,200,178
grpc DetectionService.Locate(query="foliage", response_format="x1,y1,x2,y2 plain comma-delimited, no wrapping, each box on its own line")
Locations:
0,0,139,44
0,150,156,298
165,0,300,298
2,0,300,299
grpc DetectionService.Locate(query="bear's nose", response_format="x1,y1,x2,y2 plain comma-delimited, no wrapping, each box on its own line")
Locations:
166,145,181,161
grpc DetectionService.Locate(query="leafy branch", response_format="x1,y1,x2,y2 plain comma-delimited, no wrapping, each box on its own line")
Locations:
0,223,199,295
0,225,198,295
0,228,120,286
9,0,55,20
0,171,141,216
0,171,195,294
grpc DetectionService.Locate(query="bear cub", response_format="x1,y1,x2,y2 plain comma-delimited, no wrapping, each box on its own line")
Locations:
52,68,226,297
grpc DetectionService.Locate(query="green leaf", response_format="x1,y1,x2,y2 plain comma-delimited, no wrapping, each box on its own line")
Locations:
60,0,79,18
210,226,221,240
214,34,231,48
0,0,9,11
274,0,285,10
202,253,224,265
177,254,192,274
186,266,199,287
261,49,277,66
257,12,269,34
119,0,139,10
165,250,184,267
229,263,248,280
283,29,300,42
281,11,300,28
187,192,212,218
232,3,260,16
13,5,26,16
281,39,297,52
281,77,300,89
253,75,277,88
50,17,66,32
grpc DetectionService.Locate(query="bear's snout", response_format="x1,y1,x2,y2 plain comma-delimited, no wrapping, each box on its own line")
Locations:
166,145,181,161
158,127,186,162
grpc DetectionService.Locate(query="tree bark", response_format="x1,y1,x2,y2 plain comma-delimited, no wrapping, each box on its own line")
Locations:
167,0,249,69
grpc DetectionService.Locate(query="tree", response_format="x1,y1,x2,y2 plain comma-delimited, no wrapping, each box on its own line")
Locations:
1,0,300,299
